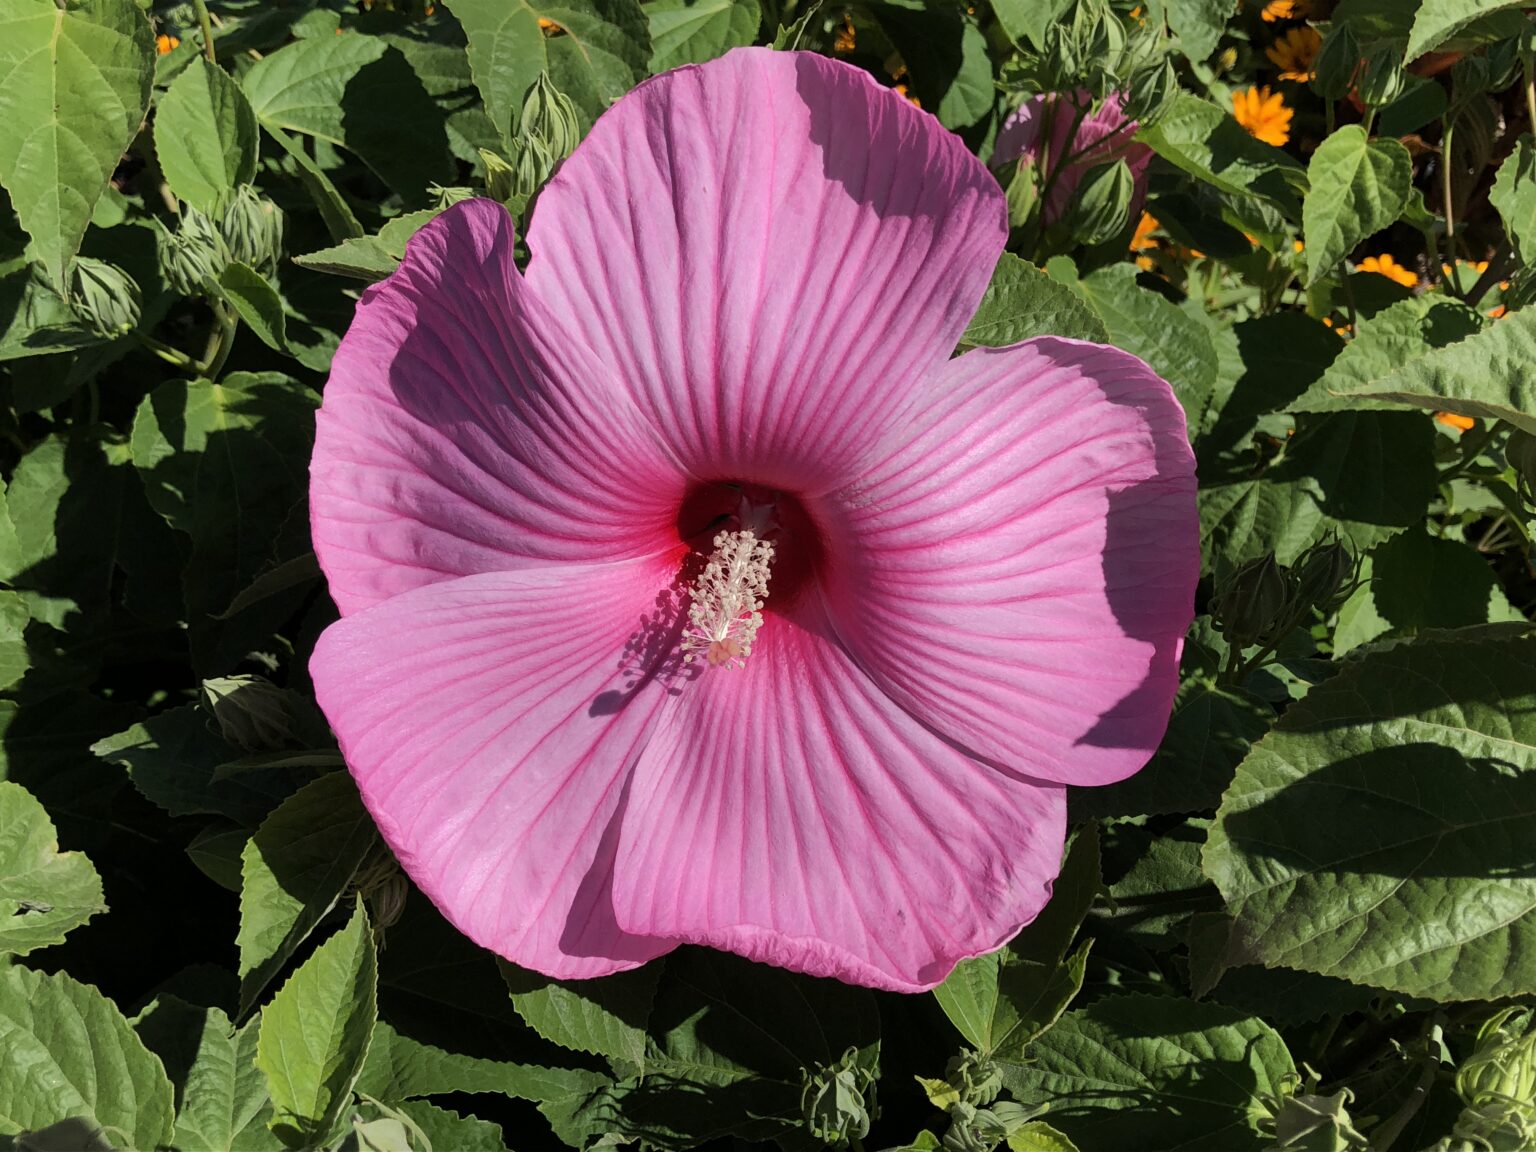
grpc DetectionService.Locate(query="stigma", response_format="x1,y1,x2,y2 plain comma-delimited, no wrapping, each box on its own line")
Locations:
682,528,775,670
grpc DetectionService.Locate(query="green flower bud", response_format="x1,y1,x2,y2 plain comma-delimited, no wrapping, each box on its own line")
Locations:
513,135,556,201
1123,55,1179,126
68,257,142,339
519,72,581,165
350,1117,414,1152
202,675,300,752
1269,1088,1369,1151
943,1050,1003,1107
1293,538,1357,615
800,1048,876,1147
1451,1099,1536,1151
159,207,229,297
1355,41,1406,108
1210,553,1293,646
1000,157,1039,231
479,148,519,204
219,184,285,273
1313,22,1362,101
1458,1008,1536,1118
429,185,479,211
1066,157,1135,246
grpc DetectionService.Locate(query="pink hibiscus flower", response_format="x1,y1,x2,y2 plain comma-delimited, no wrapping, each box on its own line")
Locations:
308,48,1197,992
992,90,1153,228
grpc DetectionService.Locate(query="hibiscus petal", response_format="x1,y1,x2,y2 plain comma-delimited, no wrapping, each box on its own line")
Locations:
311,198,683,615
821,338,1198,787
612,602,1066,992
310,559,686,978
523,47,1006,494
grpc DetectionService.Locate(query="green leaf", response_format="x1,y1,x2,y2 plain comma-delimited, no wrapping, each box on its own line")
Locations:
394,1101,508,1152
1334,529,1525,654
1199,410,1438,569
217,261,289,353
960,252,1109,348
144,1001,281,1152
238,772,378,1015
1080,264,1218,438
446,0,650,140
647,0,758,69
501,960,659,1073
130,373,318,673
0,780,103,957
1138,94,1304,217
1003,994,1296,1152
0,589,28,692
92,704,304,826
257,898,378,1148
1095,821,1219,953
0,0,153,287
263,122,363,242
240,35,451,198
294,209,440,282
1205,632,1536,1002
1167,0,1235,62
934,826,1100,1058
1406,0,1526,59
1293,305,1536,434
1490,135,1536,270
0,264,108,359
1009,1122,1083,1152
989,0,1072,49
0,965,175,1149
356,1020,598,1105
1303,127,1412,285
154,56,259,215
872,3,993,129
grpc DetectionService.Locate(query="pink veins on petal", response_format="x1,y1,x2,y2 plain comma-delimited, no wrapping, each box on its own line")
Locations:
308,48,1198,992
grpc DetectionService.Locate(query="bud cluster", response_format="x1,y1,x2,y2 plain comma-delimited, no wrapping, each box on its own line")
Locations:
1209,540,1359,653
481,71,583,209
799,1048,876,1147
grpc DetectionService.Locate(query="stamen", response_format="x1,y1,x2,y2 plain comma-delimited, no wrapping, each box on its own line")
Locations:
682,528,775,670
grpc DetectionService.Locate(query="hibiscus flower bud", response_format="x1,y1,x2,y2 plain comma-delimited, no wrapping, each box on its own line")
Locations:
1268,1088,1369,1151
220,184,285,274
67,258,142,339
1313,22,1362,101
941,1101,1034,1152
159,207,230,298
1210,552,1293,646
799,1048,875,1147
992,91,1152,231
1457,1008,1536,1122
478,147,519,204
1293,538,1356,615
519,71,581,165
944,1050,1003,1107
1066,157,1135,245
202,675,301,752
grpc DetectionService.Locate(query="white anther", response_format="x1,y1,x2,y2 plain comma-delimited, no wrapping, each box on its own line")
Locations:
681,528,775,670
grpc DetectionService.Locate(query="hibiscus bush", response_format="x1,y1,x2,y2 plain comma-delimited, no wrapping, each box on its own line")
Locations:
4,0,1536,1149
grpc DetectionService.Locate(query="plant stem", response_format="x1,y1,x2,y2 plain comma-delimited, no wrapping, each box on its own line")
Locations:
1439,419,1504,486
1465,241,1515,308
191,0,217,64
133,331,199,370
1526,63,1536,135
198,302,239,380
1441,116,1460,293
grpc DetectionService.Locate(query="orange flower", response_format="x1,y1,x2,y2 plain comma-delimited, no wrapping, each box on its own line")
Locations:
1130,212,1158,270
1434,412,1476,430
1232,86,1292,147
1356,253,1418,287
1266,26,1321,82
155,33,179,54
833,15,855,54
1261,0,1308,21
538,16,565,34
